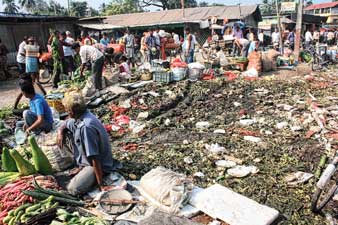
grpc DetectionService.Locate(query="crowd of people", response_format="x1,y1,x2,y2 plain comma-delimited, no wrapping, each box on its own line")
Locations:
10,25,338,94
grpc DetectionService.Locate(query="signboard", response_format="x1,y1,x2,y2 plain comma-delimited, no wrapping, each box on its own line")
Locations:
281,2,296,12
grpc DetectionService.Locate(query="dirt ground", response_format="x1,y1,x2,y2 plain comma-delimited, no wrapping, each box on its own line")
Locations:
0,77,51,108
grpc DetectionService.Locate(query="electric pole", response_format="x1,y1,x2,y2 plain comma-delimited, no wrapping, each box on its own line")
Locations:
294,0,303,62
68,0,71,16
181,0,185,18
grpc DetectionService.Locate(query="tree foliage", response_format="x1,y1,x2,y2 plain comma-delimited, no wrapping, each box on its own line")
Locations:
103,0,140,16
49,0,67,15
70,1,88,17
2,0,19,13
18,0,36,12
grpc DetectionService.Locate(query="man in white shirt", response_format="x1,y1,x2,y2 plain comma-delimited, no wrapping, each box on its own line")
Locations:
313,30,320,44
17,36,28,74
271,29,280,46
61,32,75,75
258,31,264,47
153,27,161,47
172,32,180,45
72,43,104,90
305,29,313,49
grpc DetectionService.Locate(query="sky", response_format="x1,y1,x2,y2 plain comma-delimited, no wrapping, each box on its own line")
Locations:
0,0,329,11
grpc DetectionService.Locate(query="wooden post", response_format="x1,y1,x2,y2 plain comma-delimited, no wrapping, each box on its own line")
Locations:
294,0,303,62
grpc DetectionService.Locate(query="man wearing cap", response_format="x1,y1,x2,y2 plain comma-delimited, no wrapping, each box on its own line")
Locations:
72,43,104,90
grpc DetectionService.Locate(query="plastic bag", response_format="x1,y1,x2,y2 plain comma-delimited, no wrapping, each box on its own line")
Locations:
247,51,262,72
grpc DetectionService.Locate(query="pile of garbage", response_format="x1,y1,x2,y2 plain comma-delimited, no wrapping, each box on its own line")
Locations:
90,65,338,224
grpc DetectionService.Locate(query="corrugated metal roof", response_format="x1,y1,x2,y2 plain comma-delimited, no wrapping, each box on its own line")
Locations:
304,2,338,11
78,23,123,30
103,5,260,28
0,12,77,22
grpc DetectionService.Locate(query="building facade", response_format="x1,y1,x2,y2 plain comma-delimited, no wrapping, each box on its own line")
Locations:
304,2,338,24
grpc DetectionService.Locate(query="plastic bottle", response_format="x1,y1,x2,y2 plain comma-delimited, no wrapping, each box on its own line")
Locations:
15,123,27,145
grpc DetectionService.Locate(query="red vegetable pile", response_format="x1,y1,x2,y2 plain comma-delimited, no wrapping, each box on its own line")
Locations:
0,175,59,224
0,179,33,224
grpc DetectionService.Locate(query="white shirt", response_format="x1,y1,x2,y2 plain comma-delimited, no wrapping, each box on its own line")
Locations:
173,34,180,44
80,45,104,64
63,37,74,57
272,32,280,43
305,31,313,42
258,33,264,42
17,41,26,63
153,32,160,46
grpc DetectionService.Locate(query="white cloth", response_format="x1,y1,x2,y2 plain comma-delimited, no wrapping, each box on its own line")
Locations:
63,37,74,57
173,34,180,45
272,32,280,43
305,31,313,42
79,45,104,64
17,41,26,64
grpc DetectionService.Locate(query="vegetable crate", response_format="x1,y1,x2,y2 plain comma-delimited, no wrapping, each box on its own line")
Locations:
152,71,173,83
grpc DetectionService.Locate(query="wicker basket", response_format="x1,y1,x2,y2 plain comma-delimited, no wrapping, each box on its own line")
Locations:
141,72,153,81
153,70,173,83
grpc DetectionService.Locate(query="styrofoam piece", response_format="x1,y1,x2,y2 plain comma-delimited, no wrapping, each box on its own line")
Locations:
189,184,279,225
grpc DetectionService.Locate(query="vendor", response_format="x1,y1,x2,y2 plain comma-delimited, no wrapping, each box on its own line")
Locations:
57,92,121,195
19,79,53,134
72,43,104,90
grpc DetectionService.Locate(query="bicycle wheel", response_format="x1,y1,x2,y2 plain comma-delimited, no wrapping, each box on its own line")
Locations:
311,162,338,213
311,184,338,213
312,55,323,72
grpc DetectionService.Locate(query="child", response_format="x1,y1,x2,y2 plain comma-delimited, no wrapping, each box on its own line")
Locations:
119,55,131,80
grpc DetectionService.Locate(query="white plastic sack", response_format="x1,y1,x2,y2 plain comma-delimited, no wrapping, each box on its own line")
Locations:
82,78,96,97
188,62,205,70
242,68,258,78
139,167,193,214
35,130,74,172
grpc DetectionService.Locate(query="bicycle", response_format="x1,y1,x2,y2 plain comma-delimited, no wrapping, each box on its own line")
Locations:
311,155,338,213
303,45,331,72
